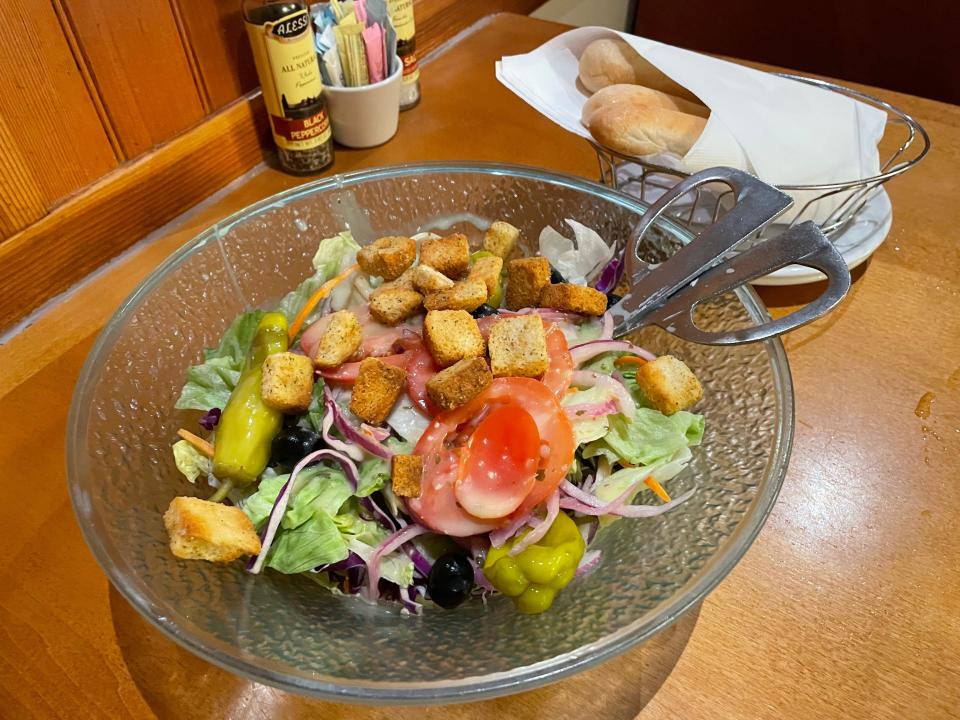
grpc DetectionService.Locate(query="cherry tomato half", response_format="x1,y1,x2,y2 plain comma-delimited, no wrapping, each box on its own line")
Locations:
454,405,540,518
406,378,576,536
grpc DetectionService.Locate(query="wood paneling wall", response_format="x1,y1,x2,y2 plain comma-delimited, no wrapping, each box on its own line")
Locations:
174,0,260,111
0,0,117,239
0,0,258,244
60,0,207,158
0,0,545,332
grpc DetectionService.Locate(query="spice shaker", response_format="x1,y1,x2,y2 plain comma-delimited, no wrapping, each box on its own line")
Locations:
243,0,335,174
387,0,420,109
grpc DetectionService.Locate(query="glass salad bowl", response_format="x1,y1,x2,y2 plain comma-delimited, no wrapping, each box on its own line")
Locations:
67,162,793,704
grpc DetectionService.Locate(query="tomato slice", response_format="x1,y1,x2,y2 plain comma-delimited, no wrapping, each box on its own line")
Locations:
300,304,398,360
454,406,540,518
299,314,332,359
476,314,572,397
318,353,408,383
361,327,408,357
394,333,439,415
317,331,438,407
406,378,576,535
542,324,573,398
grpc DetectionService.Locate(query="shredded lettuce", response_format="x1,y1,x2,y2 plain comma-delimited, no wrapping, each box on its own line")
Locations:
275,231,360,325
265,511,348,574
240,465,355,574
584,407,704,467
386,397,431,444
175,232,358,412
239,463,413,581
171,439,211,484
357,457,389,497
584,352,658,409
592,447,693,505
305,379,326,432
561,386,616,444
354,437,411,497
336,511,414,587
174,311,265,411
241,466,353,530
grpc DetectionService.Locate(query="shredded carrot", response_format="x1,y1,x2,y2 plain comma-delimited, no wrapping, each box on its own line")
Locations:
644,476,671,503
287,263,359,342
177,428,214,459
615,355,648,368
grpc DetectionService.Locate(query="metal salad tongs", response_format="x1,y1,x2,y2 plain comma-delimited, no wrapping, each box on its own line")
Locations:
608,167,852,345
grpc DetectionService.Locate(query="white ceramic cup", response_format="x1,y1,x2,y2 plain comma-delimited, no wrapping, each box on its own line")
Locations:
323,57,402,149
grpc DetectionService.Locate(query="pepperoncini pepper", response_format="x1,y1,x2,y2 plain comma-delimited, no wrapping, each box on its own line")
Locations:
212,312,288,486
483,512,585,614
469,250,504,307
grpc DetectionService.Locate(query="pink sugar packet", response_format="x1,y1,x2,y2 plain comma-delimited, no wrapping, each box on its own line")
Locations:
362,22,385,83
354,0,368,25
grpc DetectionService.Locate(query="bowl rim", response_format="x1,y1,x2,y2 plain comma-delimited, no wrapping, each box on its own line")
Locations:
67,161,793,704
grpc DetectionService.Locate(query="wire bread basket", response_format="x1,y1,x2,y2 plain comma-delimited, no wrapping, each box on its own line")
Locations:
591,74,930,242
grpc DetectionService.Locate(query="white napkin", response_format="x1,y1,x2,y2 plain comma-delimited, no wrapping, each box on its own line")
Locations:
496,27,888,224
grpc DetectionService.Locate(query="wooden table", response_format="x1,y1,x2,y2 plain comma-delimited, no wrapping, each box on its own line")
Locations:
1,14,957,720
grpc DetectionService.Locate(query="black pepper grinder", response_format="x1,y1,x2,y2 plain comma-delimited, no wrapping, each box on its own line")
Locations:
387,0,421,110
243,0,335,174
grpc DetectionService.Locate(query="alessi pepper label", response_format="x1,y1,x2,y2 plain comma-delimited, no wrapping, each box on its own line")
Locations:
401,52,419,80
270,109,331,143
245,9,331,150
388,0,420,85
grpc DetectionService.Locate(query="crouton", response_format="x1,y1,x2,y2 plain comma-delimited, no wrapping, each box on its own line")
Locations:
487,315,549,378
163,496,261,563
427,357,493,410
261,352,315,413
505,257,551,310
372,265,417,296
420,233,470,278
369,288,423,325
634,355,703,415
423,280,488,312
539,283,608,316
412,264,455,293
357,236,416,280
468,255,503,298
350,357,407,424
423,310,485,367
483,220,521,259
313,310,362,369
391,455,423,498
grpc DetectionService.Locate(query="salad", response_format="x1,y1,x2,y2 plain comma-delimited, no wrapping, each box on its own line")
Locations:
163,219,704,614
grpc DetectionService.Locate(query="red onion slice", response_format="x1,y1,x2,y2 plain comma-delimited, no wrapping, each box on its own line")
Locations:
563,398,618,420
599,312,613,340
575,549,602,577
560,488,695,518
364,523,429,601
324,385,394,459
398,585,422,615
571,370,636,416
321,400,364,461
489,512,532,548
508,489,560,556
569,340,656,366
560,479,604,507
362,423,391,442
594,254,623,295
249,448,361,574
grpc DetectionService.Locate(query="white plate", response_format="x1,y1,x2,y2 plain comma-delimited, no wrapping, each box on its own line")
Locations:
751,188,893,286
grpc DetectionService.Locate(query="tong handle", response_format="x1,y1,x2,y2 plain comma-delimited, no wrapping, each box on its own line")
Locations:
645,221,851,345
623,167,794,297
